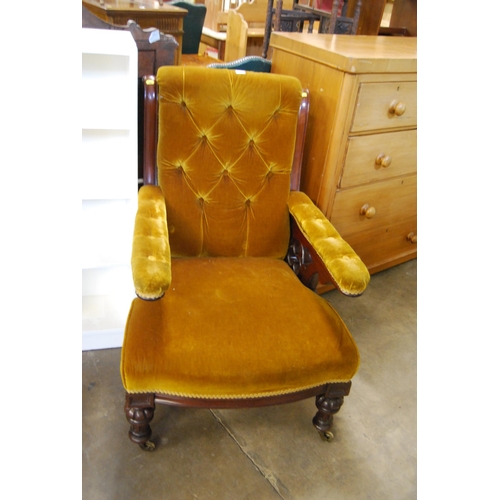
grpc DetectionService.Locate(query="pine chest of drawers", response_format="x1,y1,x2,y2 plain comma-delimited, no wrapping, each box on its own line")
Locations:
270,34,417,274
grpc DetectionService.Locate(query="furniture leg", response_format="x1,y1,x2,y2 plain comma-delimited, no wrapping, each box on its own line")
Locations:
312,384,347,442
124,393,156,451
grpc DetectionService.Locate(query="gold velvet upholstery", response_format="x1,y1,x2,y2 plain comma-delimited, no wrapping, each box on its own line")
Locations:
121,67,369,448
123,257,359,398
156,67,300,259
288,191,370,296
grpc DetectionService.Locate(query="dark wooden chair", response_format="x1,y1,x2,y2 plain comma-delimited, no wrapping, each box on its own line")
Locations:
82,6,178,185
292,0,362,34
121,67,370,451
262,0,361,58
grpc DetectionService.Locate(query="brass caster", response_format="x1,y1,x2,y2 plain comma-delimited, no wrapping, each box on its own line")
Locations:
319,431,334,442
139,440,156,451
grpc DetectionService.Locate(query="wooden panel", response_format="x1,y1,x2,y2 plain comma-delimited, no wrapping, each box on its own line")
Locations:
82,0,186,65
269,33,417,74
350,0,387,35
341,129,416,188
351,81,417,132
330,174,416,236
341,216,417,273
225,10,248,61
204,0,225,31
271,48,346,205
390,0,417,36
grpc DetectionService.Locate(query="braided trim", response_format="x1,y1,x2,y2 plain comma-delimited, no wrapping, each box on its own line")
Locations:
125,379,352,399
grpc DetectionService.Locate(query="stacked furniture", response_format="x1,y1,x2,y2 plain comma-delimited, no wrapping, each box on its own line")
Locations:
201,0,293,61
82,0,187,65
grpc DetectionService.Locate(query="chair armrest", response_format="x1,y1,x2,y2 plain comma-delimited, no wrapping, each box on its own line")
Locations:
288,191,370,296
131,185,172,300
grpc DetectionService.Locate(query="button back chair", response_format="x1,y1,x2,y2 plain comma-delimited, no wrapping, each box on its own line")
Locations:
121,66,370,450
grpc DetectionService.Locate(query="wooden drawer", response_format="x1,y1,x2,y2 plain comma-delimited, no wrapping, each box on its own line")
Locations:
340,129,417,188
351,81,417,133
330,175,416,237
342,216,417,273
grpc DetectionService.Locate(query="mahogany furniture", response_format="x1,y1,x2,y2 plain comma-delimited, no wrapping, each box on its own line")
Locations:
82,0,187,65
262,0,360,59
291,0,362,34
270,33,417,276
120,67,370,450
82,6,177,74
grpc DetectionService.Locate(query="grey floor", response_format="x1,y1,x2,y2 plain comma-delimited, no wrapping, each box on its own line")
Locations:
83,259,417,500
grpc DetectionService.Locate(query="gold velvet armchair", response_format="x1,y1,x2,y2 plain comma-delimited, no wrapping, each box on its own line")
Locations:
120,66,370,450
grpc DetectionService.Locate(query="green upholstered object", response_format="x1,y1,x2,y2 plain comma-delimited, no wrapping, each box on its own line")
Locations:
171,1,206,54
207,56,272,73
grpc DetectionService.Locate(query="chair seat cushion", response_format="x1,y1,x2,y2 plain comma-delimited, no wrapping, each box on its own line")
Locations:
121,257,360,398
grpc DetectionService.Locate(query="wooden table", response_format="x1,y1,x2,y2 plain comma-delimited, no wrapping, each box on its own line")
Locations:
270,33,417,275
82,0,187,65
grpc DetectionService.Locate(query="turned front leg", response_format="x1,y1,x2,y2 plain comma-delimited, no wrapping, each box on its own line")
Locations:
312,383,350,441
124,393,156,451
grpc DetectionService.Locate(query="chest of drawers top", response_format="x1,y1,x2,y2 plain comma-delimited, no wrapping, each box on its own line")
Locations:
269,33,417,75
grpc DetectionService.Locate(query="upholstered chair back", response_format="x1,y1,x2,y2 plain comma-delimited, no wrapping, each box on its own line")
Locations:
156,67,304,258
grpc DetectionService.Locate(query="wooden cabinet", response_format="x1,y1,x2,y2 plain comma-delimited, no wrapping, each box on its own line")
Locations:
82,0,186,65
82,29,138,350
270,33,417,274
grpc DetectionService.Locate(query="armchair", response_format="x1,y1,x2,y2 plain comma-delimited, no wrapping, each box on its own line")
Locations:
121,67,370,451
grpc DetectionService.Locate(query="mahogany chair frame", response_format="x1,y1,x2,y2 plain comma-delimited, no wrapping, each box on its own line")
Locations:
125,75,353,450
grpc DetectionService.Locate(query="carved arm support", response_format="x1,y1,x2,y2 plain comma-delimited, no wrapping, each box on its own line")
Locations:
131,185,172,300
287,190,370,296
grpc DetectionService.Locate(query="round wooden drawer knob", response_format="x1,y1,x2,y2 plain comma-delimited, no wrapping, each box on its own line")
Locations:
376,154,392,168
389,100,406,116
360,204,376,219
407,232,417,244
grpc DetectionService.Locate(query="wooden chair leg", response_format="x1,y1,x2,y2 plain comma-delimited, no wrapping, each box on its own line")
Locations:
312,383,349,442
124,393,156,451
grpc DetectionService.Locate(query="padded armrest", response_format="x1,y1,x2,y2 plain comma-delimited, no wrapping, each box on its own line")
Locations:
288,191,370,296
131,185,172,300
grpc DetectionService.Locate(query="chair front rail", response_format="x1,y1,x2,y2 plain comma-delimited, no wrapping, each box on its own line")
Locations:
153,382,351,409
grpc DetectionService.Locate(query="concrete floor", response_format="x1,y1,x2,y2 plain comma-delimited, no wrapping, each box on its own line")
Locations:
82,259,417,500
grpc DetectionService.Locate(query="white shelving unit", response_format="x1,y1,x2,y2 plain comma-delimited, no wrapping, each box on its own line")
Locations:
82,28,138,351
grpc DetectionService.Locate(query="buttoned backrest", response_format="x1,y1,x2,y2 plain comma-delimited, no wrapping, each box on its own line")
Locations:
156,67,304,258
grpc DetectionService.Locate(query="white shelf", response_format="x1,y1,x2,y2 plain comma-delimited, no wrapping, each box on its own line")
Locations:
82,28,138,351
82,28,138,56
82,29,138,130
82,130,135,200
